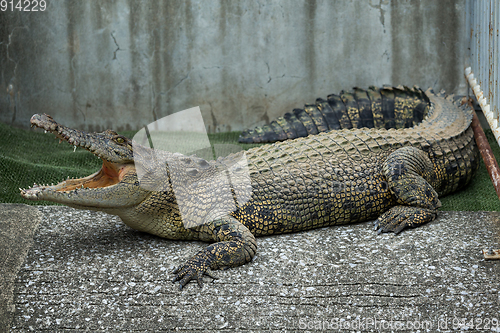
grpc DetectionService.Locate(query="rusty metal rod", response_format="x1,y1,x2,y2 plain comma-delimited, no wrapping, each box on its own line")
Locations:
469,104,500,201
465,72,500,259
467,101,500,260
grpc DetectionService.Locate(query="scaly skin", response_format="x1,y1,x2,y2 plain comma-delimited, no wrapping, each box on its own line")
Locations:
238,86,431,143
20,88,479,289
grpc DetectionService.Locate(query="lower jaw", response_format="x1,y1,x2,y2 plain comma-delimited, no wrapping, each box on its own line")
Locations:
21,162,134,202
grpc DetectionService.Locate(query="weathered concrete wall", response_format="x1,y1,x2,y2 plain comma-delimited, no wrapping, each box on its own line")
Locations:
0,0,466,132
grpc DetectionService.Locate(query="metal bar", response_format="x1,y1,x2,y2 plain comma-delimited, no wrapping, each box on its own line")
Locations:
466,1,499,260
470,103,500,200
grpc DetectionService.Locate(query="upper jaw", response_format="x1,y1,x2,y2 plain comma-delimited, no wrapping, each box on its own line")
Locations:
29,113,134,163
30,113,90,150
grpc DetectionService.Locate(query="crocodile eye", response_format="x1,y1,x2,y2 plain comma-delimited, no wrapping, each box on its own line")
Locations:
114,136,126,144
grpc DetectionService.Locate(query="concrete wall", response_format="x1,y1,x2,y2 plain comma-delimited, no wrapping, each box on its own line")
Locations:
0,0,466,133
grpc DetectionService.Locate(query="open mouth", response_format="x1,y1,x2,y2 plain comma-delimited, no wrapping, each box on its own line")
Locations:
20,114,134,200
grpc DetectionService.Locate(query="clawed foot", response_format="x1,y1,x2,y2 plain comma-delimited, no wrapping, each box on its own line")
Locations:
171,252,217,290
171,216,257,290
373,206,437,234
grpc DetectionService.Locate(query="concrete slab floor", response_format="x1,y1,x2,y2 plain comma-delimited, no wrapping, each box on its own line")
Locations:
2,204,500,332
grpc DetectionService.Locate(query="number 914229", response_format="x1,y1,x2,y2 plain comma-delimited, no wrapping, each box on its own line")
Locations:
1,0,47,11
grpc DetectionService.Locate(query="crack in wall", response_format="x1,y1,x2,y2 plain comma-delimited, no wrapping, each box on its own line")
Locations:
265,61,271,83
110,32,121,60
368,0,389,30
110,31,123,60
165,70,191,95
5,26,27,80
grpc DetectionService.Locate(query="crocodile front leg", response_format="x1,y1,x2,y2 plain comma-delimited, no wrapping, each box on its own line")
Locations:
374,146,442,234
172,216,257,289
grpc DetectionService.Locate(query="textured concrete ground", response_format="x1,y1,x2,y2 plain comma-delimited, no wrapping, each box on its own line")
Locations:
1,203,500,332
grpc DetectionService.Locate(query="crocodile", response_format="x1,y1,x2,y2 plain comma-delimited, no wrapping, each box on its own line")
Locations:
20,87,479,289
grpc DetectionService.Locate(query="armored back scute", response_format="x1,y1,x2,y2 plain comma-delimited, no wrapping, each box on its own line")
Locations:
238,86,431,143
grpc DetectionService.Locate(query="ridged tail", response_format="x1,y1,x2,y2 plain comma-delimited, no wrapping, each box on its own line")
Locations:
239,86,431,143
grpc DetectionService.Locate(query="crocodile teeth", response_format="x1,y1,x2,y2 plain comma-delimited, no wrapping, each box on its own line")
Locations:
44,130,47,133
73,146,77,152
59,139,63,144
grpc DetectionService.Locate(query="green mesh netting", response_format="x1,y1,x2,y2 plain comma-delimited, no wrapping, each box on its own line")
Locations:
1,122,499,211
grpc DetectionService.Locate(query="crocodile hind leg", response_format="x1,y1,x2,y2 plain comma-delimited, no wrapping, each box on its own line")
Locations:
374,146,442,234
172,216,257,289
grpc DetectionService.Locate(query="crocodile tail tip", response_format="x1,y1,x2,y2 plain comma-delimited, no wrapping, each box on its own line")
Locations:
238,130,254,143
